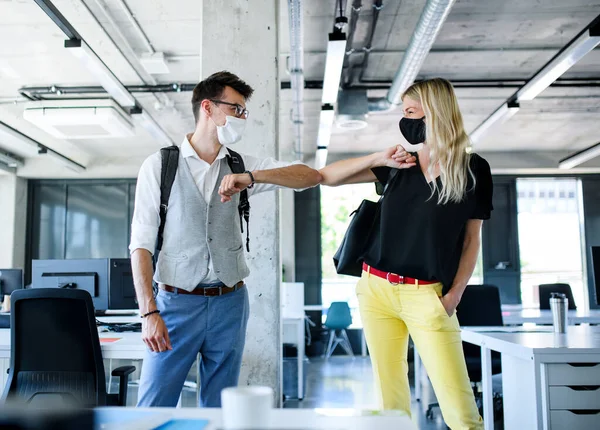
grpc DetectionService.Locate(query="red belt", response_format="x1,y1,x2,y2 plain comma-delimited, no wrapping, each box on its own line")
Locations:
363,263,436,285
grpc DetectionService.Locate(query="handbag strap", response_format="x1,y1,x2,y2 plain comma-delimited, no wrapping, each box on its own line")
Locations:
380,168,399,199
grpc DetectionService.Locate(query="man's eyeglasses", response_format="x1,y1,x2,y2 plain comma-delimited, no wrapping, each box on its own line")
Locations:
210,100,249,119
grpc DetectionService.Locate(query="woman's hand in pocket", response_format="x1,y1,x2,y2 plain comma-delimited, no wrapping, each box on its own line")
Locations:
440,291,460,317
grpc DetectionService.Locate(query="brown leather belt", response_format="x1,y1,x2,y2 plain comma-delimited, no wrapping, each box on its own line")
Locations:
160,281,244,297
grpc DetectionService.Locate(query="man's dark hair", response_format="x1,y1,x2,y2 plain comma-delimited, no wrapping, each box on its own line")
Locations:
191,71,254,123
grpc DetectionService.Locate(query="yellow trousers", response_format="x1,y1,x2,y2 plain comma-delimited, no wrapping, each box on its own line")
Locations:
356,270,483,430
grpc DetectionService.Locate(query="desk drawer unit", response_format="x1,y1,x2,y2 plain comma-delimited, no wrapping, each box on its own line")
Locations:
548,386,600,410
549,410,600,429
546,363,600,386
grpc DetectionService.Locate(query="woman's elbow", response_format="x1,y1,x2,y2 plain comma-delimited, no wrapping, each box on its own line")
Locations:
317,169,339,187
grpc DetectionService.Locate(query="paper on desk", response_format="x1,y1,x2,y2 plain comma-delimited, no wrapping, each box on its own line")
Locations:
95,409,172,430
100,338,122,343
154,419,209,430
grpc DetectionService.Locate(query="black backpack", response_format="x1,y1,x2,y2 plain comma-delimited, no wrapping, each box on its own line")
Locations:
153,145,251,272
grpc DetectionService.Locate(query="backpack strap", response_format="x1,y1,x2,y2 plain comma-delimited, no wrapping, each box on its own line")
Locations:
225,148,251,252
154,145,180,267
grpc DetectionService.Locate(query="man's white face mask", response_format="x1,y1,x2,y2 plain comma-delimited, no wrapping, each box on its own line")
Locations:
215,115,246,145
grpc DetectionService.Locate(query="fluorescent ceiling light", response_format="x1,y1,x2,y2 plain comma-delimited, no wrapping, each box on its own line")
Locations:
0,121,41,156
65,39,136,108
0,151,24,168
38,147,86,173
470,101,520,144
23,99,134,139
0,121,86,172
140,52,171,75
133,110,173,146
321,32,347,105
316,105,336,149
559,141,600,169
315,148,328,170
517,21,600,101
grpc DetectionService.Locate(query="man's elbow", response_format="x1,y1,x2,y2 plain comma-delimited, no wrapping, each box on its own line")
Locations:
310,169,324,186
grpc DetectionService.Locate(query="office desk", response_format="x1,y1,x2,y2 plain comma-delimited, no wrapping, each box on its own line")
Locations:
1,318,305,403
95,406,417,430
462,326,600,430
414,308,600,402
502,309,600,325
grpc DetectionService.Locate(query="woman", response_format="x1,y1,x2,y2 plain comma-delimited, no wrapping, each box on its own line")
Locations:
320,78,492,429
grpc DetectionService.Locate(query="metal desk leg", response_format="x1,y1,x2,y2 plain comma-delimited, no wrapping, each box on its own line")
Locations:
297,319,304,400
481,346,493,430
414,347,421,401
361,329,367,357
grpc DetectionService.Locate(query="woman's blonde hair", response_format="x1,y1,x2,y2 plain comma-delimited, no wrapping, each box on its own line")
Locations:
402,78,474,205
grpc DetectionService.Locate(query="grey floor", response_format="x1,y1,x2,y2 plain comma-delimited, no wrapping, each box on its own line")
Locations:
283,356,504,430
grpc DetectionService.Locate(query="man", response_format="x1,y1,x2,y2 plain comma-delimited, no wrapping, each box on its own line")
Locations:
130,71,322,407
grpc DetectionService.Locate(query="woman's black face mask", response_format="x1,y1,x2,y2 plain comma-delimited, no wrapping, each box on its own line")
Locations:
399,116,426,144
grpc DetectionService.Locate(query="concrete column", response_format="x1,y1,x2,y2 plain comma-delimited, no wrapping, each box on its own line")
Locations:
0,175,27,269
201,0,281,401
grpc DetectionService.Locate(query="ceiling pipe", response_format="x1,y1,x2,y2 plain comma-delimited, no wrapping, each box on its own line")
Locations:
19,83,196,100
357,0,384,83
288,0,304,158
341,0,362,87
368,0,456,112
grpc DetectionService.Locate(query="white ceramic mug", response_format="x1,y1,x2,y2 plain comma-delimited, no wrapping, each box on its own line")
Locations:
221,386,273,429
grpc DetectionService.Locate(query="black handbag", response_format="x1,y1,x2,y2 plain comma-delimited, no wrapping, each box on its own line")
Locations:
333,169,398,277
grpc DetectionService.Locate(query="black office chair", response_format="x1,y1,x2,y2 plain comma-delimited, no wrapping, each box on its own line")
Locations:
1,288,135,407
538,283,577,310
457,285,503,382
425,285,503,420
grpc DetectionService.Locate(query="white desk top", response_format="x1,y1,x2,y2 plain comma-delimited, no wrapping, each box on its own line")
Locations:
95,407,417,430
461,325,600,360
0,329,146,360
501,308,600,325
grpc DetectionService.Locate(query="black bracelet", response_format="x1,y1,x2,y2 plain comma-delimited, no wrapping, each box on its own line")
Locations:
141,309,160,318
245,170,255,189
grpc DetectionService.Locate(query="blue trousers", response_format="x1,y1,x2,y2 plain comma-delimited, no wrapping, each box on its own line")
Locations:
137,285,249,407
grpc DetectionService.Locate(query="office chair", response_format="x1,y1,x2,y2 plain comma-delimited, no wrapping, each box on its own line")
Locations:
1,288,135,407
538,283,577,310
425,285,503,420
324,302,354,358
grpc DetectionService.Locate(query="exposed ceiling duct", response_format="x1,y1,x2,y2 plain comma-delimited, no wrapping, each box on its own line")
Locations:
368,0,456,112
288,0,304,158
336,89,368,130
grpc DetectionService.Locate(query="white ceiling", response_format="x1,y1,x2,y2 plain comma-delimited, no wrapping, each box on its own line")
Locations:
0,0,599,177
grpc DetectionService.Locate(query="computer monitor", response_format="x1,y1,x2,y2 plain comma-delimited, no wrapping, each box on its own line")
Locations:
592,246,600,306
31,259,109,313
0,269,23,300
108,258,137,309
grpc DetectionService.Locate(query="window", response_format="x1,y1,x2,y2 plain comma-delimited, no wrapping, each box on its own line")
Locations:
321,183,380,325
516,178,586,309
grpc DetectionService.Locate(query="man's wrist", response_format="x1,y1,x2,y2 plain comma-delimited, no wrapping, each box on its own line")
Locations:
245,170,256,188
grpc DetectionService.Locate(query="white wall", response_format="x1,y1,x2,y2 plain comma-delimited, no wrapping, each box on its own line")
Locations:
0,175,27,269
